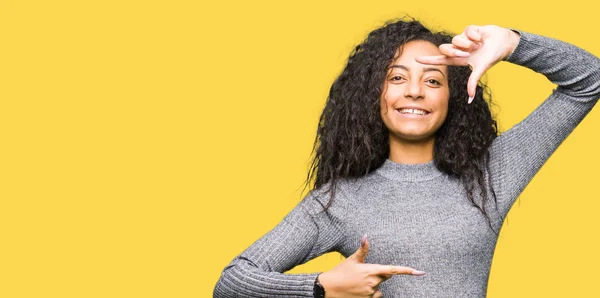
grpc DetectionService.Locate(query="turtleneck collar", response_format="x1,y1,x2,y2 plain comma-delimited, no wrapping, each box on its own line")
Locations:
375,158,443,182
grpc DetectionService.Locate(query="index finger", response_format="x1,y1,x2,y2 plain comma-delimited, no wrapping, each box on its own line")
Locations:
371,264,426,276
415,55,451,65
415,55,468,66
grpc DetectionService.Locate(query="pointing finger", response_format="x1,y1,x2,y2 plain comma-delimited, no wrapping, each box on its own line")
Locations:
415,55,450,65
372,264,426,276
415,54,467,66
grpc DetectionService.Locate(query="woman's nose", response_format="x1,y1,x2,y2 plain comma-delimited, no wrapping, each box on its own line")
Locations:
403,80,424,100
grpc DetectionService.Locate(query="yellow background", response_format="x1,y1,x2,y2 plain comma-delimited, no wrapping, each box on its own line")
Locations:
1,0,599,297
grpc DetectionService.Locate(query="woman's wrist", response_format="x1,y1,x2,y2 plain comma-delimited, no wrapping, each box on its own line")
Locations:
313,273,326,298
504,28,521,60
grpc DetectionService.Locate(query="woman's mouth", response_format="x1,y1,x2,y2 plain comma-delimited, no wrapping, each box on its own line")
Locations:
395,108,430,116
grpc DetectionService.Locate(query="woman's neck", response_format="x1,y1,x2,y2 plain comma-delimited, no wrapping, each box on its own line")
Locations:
388,135,434,164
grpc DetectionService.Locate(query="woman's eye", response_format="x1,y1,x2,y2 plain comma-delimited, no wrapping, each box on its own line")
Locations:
390,76,404,81
427,79,441,85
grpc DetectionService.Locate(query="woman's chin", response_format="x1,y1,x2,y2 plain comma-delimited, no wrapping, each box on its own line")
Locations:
389,131,435,143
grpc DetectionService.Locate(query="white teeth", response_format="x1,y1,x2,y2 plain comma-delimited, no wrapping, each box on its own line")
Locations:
398,108,428,115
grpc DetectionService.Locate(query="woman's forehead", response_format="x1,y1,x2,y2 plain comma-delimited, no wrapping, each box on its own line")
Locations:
388,41,447,73
395,40,441,60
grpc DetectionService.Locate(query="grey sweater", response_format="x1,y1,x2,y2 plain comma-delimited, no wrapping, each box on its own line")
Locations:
213,31,600,297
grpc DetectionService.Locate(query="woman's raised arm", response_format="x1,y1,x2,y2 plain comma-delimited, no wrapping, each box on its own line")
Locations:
487,30,600,217
419,25,600,217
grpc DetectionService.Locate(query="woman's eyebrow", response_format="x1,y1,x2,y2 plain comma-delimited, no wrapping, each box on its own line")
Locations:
388,64,409,71
423,67,446,78
388,65,446,78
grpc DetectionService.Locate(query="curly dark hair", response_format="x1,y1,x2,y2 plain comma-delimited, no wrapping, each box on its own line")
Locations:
303,17,501,234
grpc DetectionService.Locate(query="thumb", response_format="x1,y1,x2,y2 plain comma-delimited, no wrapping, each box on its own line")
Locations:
467,63,486,103
350,234,369,263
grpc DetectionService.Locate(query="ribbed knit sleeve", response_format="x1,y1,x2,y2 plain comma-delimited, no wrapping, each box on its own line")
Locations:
213,189,345,297
488,31,600,218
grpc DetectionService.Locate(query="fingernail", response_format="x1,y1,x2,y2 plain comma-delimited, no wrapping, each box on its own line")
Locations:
468,96,474,104
412,270,426,276
360,234,367,247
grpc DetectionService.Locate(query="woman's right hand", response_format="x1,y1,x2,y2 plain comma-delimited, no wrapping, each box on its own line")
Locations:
317,235,425,298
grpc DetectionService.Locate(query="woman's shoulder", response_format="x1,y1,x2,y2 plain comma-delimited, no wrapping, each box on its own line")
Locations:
302,175,375,211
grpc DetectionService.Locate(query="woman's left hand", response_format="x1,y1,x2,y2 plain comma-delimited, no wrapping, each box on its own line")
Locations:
415,25,521,103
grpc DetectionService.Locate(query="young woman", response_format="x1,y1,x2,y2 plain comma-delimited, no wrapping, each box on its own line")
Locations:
213,18,600,297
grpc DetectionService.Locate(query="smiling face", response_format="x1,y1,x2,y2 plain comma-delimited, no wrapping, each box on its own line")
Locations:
380,40,450,145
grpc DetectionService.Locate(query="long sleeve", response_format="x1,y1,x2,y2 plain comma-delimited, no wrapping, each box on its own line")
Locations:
488,31,600,218
213,188,345,297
